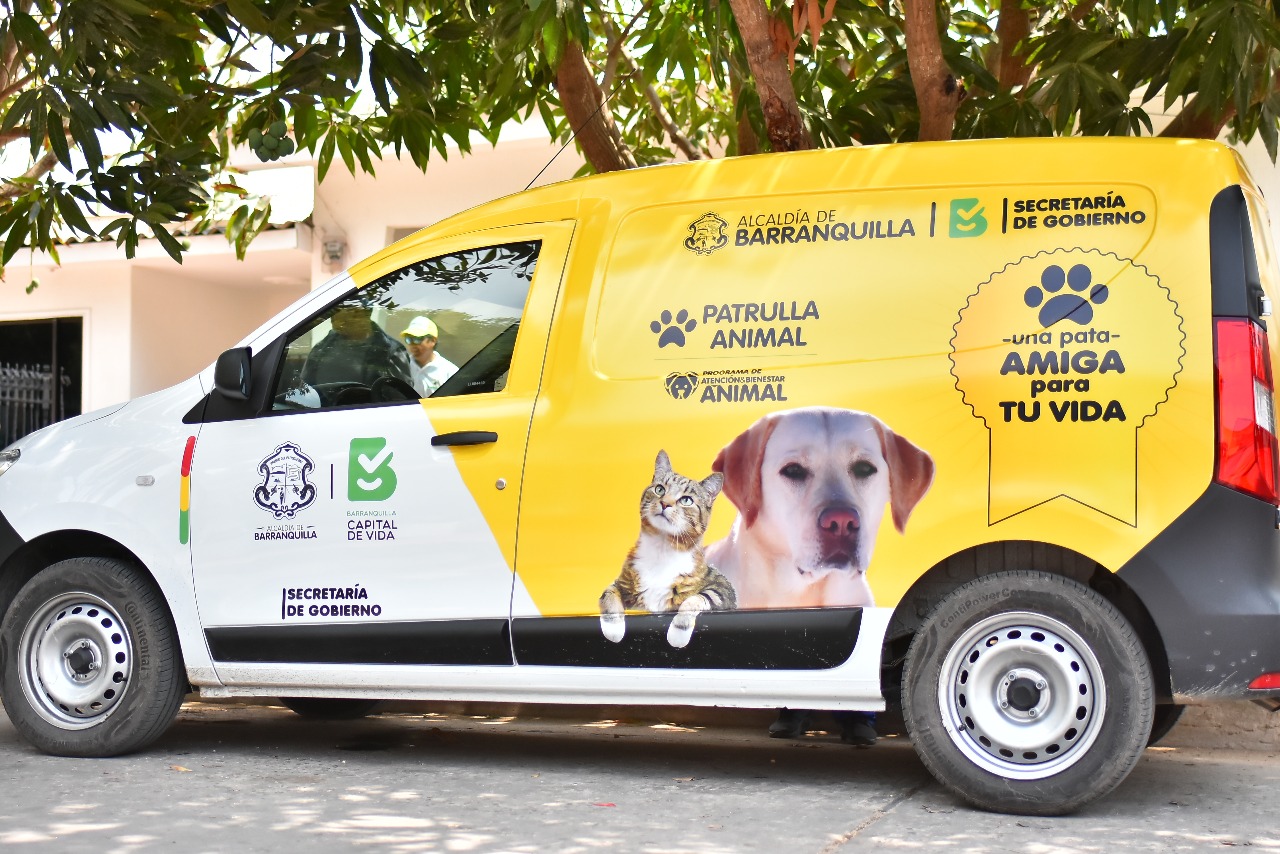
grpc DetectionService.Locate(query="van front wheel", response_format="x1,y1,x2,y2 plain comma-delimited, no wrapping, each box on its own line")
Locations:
0,557,186,757
902,571,1152,815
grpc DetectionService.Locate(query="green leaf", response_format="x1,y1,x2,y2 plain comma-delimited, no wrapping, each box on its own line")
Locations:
335,128,357,174
152,226,185,264
542,20,565,70
54,190,95,236
47,111,73,168
2,210,31,265
317,130,338,181
224,0,272,33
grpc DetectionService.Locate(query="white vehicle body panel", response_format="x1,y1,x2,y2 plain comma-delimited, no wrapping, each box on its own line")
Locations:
0,378,219,685
190,404,523,628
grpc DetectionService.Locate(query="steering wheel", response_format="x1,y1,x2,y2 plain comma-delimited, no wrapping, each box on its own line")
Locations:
370,375,421,402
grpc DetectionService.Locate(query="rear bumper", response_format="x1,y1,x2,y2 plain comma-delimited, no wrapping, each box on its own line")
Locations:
1120,484,1280,701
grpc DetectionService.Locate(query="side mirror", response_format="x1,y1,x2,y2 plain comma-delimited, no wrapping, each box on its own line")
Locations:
213,347,252,401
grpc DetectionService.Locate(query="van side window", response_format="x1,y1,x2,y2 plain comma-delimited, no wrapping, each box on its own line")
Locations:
271,241,541,411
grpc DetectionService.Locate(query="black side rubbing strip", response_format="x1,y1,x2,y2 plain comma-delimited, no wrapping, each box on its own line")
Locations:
512,608,862,670
206,619,514,665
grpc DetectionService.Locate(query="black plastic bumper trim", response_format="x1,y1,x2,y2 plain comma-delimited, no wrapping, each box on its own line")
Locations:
1119,483,1280,699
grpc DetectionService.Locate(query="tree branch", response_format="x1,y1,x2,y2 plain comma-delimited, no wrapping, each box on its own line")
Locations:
0,150,57,202
602,0,652,77
556,39,637,172
726,0,812,151
600,16,706,160
0,71,34,103
1069,0,1100,25
1,0,36,93
1160,56,1280,140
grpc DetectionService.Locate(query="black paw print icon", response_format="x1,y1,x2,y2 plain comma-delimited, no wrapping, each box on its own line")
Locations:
651,309,697,348
1024,264,1108,327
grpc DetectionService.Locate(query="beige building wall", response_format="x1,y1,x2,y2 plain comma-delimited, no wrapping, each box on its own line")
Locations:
311,135,583,285
129,269,305,397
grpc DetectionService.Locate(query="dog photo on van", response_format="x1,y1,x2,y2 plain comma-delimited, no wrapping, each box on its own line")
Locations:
706,407,934,609
599,450,737,648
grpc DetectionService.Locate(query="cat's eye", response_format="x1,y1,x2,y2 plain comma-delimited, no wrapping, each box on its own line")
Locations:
780,463,809,481
652,485,665,496
678,496,694,506
852,460,878,478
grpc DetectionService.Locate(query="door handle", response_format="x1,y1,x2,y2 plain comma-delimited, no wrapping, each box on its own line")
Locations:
431,430,498,446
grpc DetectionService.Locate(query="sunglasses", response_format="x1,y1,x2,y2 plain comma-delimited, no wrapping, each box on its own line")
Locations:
403,334,431,344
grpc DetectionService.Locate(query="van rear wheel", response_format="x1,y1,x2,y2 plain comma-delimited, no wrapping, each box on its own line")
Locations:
0,557,186,757
902,571,1152,815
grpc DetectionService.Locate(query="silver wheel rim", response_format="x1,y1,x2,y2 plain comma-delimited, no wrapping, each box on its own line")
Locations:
18,592,132,730
937,610,1105,781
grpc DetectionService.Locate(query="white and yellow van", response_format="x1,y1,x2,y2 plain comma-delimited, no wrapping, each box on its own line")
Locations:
1,138,1278,815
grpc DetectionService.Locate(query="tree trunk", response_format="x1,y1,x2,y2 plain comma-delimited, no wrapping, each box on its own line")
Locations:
903,0,965,141
730,66,760,156
726,0,812,151
1159,94,1236,141
556,40,637,173
993,0,1032,91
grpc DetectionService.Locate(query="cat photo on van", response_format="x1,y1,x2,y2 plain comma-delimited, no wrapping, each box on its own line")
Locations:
707,407,934,609
599,450,737,648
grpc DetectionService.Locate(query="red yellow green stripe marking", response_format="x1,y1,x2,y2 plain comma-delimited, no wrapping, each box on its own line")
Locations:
179,436,196,544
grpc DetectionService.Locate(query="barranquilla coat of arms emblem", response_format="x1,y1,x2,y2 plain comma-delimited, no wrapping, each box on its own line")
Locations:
254,441,318,519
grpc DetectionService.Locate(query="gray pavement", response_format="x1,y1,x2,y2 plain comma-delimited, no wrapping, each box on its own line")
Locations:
0,700,1278,852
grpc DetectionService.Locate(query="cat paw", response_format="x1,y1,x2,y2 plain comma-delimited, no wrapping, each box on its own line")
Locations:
666,620,694,648
600,613,625,643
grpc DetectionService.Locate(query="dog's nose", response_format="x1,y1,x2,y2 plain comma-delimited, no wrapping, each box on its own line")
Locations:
818,505,860,541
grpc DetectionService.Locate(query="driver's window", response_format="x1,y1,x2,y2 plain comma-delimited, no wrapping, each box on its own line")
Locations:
272,241,541,411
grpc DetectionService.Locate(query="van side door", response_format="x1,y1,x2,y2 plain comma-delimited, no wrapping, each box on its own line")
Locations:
187,224,572,678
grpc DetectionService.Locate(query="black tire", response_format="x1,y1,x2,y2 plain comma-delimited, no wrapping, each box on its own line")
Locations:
0,557,186,757
1147,703,1185,746
902,571,1153,816
279,697,384,720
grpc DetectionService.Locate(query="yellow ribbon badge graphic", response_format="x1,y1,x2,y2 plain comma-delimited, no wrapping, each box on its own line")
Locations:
951,249,1184,525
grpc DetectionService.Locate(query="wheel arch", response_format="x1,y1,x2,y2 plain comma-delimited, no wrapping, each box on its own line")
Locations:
881,540,1172,704
1,530,156,631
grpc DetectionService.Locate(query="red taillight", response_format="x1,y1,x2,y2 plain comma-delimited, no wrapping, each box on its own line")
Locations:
1249,672,1280,690
1214,318,1279,504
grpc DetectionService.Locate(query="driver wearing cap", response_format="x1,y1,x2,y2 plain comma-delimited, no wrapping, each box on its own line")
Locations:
402,315,459,396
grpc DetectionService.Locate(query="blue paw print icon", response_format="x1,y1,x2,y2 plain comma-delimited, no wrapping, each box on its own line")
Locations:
651,309,697,348
1025,264,1108,327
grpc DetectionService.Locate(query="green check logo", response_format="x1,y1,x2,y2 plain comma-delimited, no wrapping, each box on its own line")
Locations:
348,437,397,501
949,198,987,238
